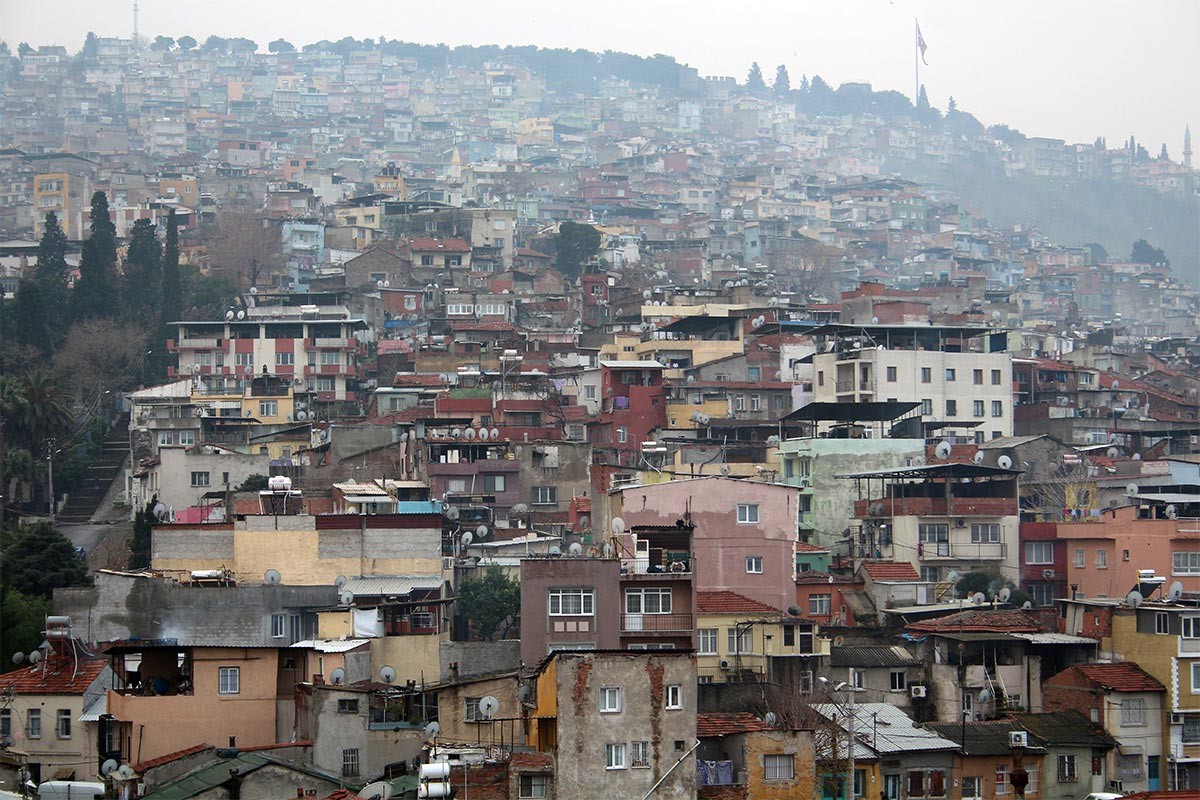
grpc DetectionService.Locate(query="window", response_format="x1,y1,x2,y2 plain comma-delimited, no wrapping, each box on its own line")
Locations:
158,431,175,446
750,394,761,412
532,486,557,505
921,566,940,583
625,588,672,614
631,740,650,768
605,743,627,769
928,770,945,797
56,709,71,739
921,367,932,383
727,627,753,654
0,709,8,738
962,777,983,800
698,628,718,654
599,687,622,713
1096,549,1109,568
945,368,956,382
995,765,1009,796
971,524,1001,543
191,471,210,487
890,670,907,691
1058,755,1078,783
909,771,926,797
1074,548,1085,568
992,369,1002,385
482,474,506,493
945,399,957,417
235,352,254,367
783,624,796,647
518,775,548,799
271,614,285,638
1175,552,1200,575
973,369,984,385
737,503,759,524
809,593,832,615
764,754,795,781
1184,716,1200,743
1192,662,1200,693
548,588,594,615
992,400,1004,417
1117,754,1142,781
27,709,41,739
276,351,294,366
1122,698,1146,726
1029,584,1056,607
745,556,763,573
616,426,627,444
887,366,897,382
973,400,985,417
1187,617,1200,639
1025,542,1053,564
921,398,932,415
315,378,334,392
320,350,341,365
734,395,745,412
259,400,278,417
465,697,483,722
584,385,596,399
218,666,240,695
342,748,360,778
336,698,359,714
179,430,195,446
1157,612,1170,634
666,684,682,710
748,367,761,381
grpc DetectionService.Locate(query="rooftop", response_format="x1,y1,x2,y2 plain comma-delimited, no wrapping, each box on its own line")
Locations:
697,591,785,616
1065,662,1166,693
0,656,106,694
860,561,922,582
697,712,774,737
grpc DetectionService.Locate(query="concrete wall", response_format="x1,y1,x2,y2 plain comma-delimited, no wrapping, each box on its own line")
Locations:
154,447,268,509
435,674,520,745
513,441,592,516
190,762,337,800
55,572,334,646
519,557,622,667
440,641,521,682
552,652,697,800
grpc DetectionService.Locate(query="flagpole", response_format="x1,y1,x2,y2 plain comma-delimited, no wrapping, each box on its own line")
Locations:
914,18,920,107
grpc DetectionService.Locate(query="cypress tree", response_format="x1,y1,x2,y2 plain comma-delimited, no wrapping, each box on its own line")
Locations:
73,191,118,320
123,218,162,326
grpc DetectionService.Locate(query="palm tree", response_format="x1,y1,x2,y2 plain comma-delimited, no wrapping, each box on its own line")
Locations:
11,371,73,452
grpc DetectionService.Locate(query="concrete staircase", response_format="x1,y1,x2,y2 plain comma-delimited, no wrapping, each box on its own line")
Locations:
56,418,129,524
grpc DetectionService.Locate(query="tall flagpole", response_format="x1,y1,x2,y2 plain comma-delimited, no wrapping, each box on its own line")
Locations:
914,18,920,107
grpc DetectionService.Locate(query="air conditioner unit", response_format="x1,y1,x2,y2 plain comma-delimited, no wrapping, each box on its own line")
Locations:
719,659,732,670
910,685,927,698
954,518,967,528
442,557,454,571
1042,569,1056,579
1172,713,1186,725
1009,731,1029,748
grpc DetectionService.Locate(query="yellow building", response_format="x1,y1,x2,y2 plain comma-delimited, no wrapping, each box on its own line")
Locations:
157,173,199,207
34,171,92,238
696,590,830,685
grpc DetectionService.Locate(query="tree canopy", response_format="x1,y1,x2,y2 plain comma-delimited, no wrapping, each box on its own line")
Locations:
554,221,601,280
0,521,90,600
746,62,766,91
1131,238,1169,267
456,567,520,640
773,64,790,94
73,191,118,320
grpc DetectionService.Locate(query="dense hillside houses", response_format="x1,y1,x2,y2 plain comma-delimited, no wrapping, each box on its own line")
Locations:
2,31,1200,800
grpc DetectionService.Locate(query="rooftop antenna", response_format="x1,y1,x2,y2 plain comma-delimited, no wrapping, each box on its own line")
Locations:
132,0,140,53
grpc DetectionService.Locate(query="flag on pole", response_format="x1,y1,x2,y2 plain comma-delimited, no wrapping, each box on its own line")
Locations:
916,21,928,65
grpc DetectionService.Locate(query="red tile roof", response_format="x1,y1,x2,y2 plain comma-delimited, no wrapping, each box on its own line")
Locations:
907,609,1044,634
0,656,106,695
571,495,592,514
697,591,784,616
1072,663,1165,693
796,542,830,553
134,743,210,773
860,561,922,581
697,712,773,737
407,237,471,252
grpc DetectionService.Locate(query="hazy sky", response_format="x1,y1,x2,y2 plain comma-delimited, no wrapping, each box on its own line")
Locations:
2,0,1195,156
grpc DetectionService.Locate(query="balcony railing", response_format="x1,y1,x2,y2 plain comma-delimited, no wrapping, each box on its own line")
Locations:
835,380,855,393
918,541,1007,560
855,497,1019,518
621,613,693,633
624,557,693,577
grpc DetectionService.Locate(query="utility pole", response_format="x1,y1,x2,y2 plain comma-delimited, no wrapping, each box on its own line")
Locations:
846,683,857,800
47,438,56,524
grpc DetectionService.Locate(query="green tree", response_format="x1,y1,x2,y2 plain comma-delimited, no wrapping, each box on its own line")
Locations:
161,208,182,333
773,64,790,95
8,371,72,452
1083,242,1109,264
554,220,601,280
236,474,269,491
1130,238,1168,266
0,588,51,673
9,280,51,353
73,191,118,321
176,35,197,51
123,218,162,327
1,522,90,599
268,39,295,53
947,96,957,113
746,62,766,91
17,42,32,58
80,32,97,60
35,212,69,290
130,498,156,569
151,35,174,52
456,566,520,640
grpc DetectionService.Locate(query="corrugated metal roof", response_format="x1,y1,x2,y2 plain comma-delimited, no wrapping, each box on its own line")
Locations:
1008,632,1098,645
341,575,443,596
925,720,1046,756
78,693,106,722
290,639,372,653
598,360,666,369
142,754,271,800
813,703,958,755
830,645,920,668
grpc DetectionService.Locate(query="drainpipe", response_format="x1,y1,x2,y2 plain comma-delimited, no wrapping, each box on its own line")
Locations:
640,739,700,800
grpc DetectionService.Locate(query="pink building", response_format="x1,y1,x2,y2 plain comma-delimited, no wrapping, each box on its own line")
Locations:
613,477,799,612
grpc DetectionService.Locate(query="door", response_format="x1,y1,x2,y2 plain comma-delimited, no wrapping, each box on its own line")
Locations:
1149,756,1161,791
883,774,901,800
634,536,650,574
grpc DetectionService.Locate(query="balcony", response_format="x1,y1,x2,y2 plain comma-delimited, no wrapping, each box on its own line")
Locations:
620,613,693,633
918,541,1007,561
854,497,1018,518
623,557,693,578
835,380,855,393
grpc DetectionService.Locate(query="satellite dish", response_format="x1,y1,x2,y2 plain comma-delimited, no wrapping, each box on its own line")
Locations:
477,427,489,441
979,688,993,702
1169,581,1185,601
359,782,392,800
334,575,348,589
330,667,346,685
763,711,778,726
997,455,1013,469
973,451,985,464
971,592,987,604
463,428,476,441
379,665,397,684
787,605,803,617
249,286,258,294
512,503,529,514
568,542,584,556
999,587,1011,602
152,502,168,521
518,684,533,703
446,506,460,521
340,590,355,606
1022,601,1033,609
947,570,960,583
478,695,500,719
461,531,474,547
1107,447,1120,458
225,309,235,321
1133,453,1142,461
1167,505,1178,519
28,651,41,665
117,765,135,780
935,441,952,459
686,375,696,384
476,524,489,539
264,568,282,585
548,545,562,555
423,721,441,740
1127,483,1139,496
490,428,500,440
236,309,246,320
101,759,120,777
611,517,626,534
1126,590,1144,608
